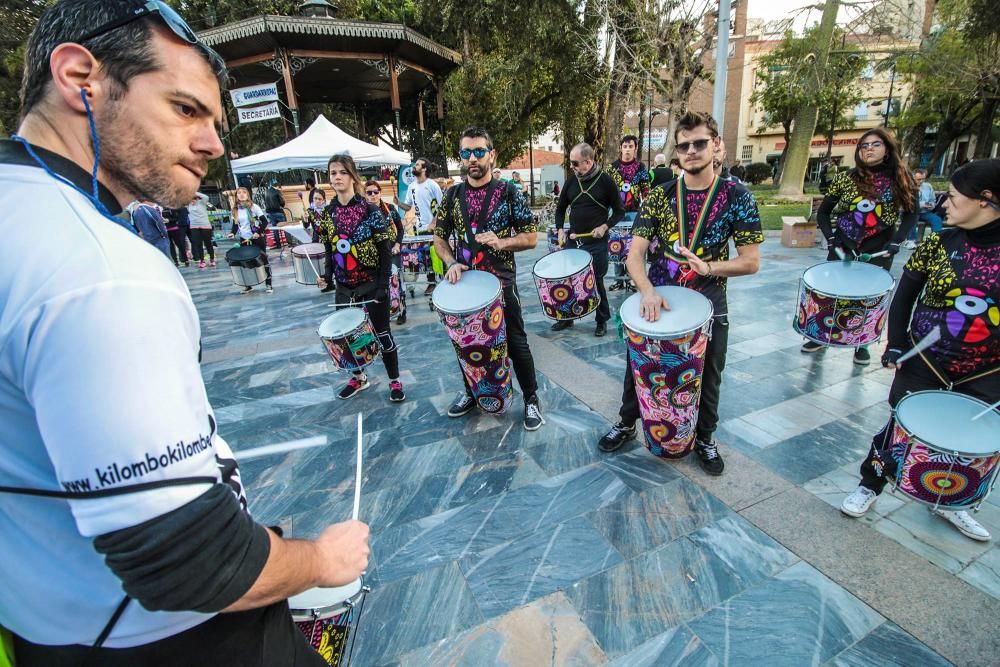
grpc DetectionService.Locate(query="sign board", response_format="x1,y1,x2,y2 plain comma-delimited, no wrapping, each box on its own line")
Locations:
237,102,281,125
230,82,280,108
396,164,415,216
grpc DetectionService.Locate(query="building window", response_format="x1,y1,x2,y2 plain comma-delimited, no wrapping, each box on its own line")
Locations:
853,102,868,120
741,145,753,160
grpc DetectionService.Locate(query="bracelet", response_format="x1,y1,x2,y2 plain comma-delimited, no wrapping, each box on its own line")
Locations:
447,260,458,270
706,261,713,276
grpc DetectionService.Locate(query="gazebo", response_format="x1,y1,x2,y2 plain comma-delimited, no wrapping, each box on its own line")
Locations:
197,1,462,143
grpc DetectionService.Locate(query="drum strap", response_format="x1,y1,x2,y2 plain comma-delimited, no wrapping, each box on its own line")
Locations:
908,331,1000,389
569,173,605,210
455,179,501,267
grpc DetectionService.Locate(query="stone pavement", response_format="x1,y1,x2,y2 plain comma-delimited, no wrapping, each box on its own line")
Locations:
190,233,998,666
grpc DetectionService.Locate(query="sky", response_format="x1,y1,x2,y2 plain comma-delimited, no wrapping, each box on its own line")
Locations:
747,0,822,22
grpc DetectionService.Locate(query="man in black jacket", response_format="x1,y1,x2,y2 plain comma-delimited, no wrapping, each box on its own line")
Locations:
264,180,286,257
553,143,625,336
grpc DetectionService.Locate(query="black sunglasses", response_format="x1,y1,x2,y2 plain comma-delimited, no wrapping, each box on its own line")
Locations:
459,147,490,160
676,139,711,153
365,189,381,195
77,1,198,44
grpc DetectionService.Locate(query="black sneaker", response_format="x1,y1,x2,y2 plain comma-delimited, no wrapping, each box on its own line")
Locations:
800,340,824,353
338,376,370,400
448,392,476,417
389,380,405,402
396,312,407,325
423,284,435,297
695,438,725,476
598,421,635,452
853,347,871,366
595,321,607,337
608,282,623,292
524,395,544,431
320,284,335,293
551,320,574,332
241,286,253,295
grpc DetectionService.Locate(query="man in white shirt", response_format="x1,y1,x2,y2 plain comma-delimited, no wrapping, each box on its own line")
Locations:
0,2,368,664
396,156,443,294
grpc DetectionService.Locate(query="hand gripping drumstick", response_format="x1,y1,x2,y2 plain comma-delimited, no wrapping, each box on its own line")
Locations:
353,412,363,520
894,327,942,366
971,398,1000,421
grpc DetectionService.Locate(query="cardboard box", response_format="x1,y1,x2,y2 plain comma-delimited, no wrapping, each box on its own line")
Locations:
781,216,817,248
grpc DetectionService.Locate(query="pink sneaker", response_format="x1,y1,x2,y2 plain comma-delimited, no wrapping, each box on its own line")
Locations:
210,260,217,267
199,260,207,269
389,380,405,402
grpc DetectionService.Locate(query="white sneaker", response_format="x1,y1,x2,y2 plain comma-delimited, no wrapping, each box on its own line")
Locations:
841,486,878,517
933,509,991,542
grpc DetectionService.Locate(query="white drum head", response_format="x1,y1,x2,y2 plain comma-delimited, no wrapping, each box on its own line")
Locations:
802,261,894,299
620,286,713,339
293,243,326,258
896,391,1000,456
432,270,501,314
402,235,434,243
533,248,591,280
318,308,366,338
288,579,363,618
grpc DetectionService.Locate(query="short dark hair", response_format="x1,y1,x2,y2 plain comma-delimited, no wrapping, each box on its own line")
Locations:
952,159,1000,207
913,168,927,177
674,111,719,141
21,0,225,118
415,156,434,176
460,126,493,150
621,135,639,148
669,158,681,167
305,177,316,188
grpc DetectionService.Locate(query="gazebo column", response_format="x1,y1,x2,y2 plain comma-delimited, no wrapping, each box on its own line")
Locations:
417,92,426,152
388,55,402,146
280,48,301,135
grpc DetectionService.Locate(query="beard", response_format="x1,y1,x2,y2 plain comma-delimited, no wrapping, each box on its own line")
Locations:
683,160,711,175
467,161,491,179
96,101,202,208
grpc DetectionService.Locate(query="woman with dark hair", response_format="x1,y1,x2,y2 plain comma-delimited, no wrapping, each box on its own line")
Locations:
840,159,1000,541
321,154,405,402
228,186,273,294
803,128,919,363
365,179,407,324
303,187,335,292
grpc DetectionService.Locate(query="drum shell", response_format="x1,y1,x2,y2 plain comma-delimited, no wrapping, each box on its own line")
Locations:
290,579,367,667
228,264,267,287
532,250,600,321
292,243,326,285
607,223,633,264
318,311,382,371
389,264,403,316
793,262,894,347
226,245,265,268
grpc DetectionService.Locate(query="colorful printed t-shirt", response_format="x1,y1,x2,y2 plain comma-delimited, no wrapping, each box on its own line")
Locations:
633,178,764,315
905,227,1000,380
827,169,900,247
320,195,393,288
434,180,535,286
605,159,651,213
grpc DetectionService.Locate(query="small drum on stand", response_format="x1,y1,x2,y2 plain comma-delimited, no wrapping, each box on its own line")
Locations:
290,578,369,666
389,264,404,317
608,222,634,266
432,271,513,414
532,248,600,321
794,261,894,347
292,242,326,285
886,391,1000,511
400,235,434,281
225,244,267,288
317,308,382,371
620,286,714,458
546,226,560,253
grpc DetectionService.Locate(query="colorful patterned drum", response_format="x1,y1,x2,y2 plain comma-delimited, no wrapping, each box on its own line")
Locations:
887,391,1000,510
317,307,381,371
794,261,894,347
620,286,714,458
388,263,404,316
400,235,433,278
432,271,513,414
289,578,368,666
292,242,326,285
608,222,633,265
532,248,600,321
546,226,560,253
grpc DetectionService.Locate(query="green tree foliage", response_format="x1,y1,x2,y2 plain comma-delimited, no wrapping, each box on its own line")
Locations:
743,162,772,185
0,0,51,134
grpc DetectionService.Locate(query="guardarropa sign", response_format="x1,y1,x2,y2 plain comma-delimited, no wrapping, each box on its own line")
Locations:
230,82,280,108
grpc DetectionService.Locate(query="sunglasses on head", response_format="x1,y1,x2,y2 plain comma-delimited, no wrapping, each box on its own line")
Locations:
459,147,490,160
365,189,380,195
676,139,711,153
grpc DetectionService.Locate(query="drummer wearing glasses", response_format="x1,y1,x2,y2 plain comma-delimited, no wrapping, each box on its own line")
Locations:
596,112,763,476
434,127,545,431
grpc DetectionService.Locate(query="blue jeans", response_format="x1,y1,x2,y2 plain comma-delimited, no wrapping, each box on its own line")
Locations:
919,211,943,233
266,212,286,249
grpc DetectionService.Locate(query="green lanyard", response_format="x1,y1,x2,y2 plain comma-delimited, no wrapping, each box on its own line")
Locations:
665,174,723,263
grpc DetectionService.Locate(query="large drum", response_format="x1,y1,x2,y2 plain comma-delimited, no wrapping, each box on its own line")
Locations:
887,391,1000,510
608,222,633,265
289,578,369,666
317,308,381,371
432,271,513,414
400,235,433,279
532,248,600,321
794,261,894,347
225,244,267,287
292,242,326,285
621,286,714,458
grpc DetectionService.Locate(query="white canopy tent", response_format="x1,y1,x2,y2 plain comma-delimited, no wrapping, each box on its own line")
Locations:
231,115,411,174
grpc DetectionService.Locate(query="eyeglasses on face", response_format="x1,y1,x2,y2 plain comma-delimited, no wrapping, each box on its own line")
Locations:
859,141,884,150
459,147,490,160
676,139,711,153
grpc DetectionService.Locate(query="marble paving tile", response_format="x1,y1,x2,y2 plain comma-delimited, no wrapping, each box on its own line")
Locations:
829,622,953,667
589,477,732,558
352,561,484,666
599,447,684,492
687,561,883,666
383,591,609,667
716,417,784,449
460,516,623,618
816,375,895,411
802,462,907,524
738,393,848,444
748,419,875,485
566,515,797,658
873,502,996,574
958,547,1000,601
605,625,718,667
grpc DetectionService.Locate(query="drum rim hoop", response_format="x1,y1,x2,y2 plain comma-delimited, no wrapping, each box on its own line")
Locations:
532,248,594,280
318,308,370,338
894,390,1000,457
801,261,895,298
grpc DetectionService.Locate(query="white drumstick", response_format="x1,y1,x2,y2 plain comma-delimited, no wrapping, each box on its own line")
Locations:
352,412,363,521
894,328,942,366
833,247,847,261
971,398,1000,421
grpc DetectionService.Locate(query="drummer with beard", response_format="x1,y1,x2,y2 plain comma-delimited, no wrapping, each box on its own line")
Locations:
596,111,763,476
553,142,625,336
320,154,405,403
433,126,545,431
803,129,918,364
840,159,1000,542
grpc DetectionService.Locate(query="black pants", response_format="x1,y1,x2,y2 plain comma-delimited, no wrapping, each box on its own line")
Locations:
168,229,189,264
12,600,326,667
572,239,611,324
323,241,335,285
619,315,729,443
462,282,538,401
860,358,999,494
190,228,214,262
335,282,400,379
251,237,273,287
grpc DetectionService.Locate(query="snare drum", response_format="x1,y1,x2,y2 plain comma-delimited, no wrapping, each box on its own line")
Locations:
290,578,369,666
887,391,1000,510
400,235,433,277
608,222,634,265
620,286,714,458
794,261,894,347
317,308,381,371
389,263,404,317
432,271,513,414
532,249,600,321
292,242,326,285
225,244,267,287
